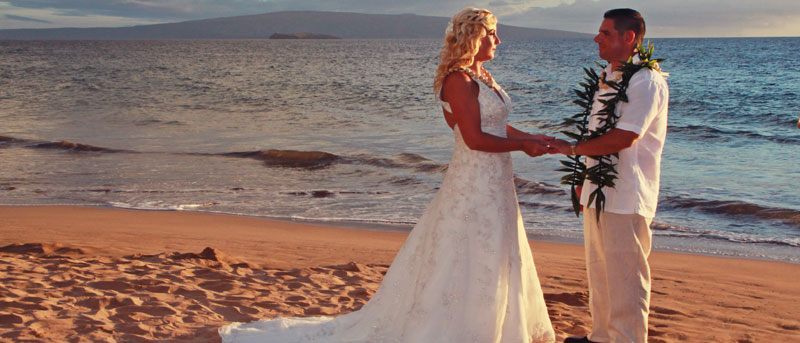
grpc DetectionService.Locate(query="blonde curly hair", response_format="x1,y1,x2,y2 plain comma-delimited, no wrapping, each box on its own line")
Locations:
433,8,497,95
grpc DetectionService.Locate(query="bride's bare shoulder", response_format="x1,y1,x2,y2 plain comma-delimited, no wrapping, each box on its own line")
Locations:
442,71,478,101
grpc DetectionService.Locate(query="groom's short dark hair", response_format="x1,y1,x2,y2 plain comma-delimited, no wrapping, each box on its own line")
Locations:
604,8,645,44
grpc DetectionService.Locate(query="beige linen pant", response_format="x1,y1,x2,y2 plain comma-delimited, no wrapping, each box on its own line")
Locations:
583,208,653,343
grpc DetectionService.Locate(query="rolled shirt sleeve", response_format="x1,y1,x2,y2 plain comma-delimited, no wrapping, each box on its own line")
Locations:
615,72,665,136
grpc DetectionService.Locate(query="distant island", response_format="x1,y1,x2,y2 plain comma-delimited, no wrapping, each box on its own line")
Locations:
0,11,592,40
269,32,340,39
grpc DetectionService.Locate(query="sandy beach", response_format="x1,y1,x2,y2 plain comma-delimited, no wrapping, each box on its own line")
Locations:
0,205,798,342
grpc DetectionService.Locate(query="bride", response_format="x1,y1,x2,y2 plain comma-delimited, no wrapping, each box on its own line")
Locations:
220,8,556,343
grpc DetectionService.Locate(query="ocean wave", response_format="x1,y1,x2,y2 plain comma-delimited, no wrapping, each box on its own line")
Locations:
106,201,218,211
651,221,800,247
518,201,569,212
219,149,449,174
0,136,25,146
32,140,128,153
659,196,800,227
395,152,431,163
0,135,132,153
394,153,448,172
70,188,214,194
387,176,423,186
514,177,567,196
3,135,450,174
668,125,800,144
346,154,404,169
134,119,185,126
341,153,448,173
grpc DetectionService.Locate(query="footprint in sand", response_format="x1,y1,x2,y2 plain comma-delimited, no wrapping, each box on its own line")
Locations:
649,306,685,316
779,323,800,330
543,292,588,307
0,313,25,325
88,280,135,292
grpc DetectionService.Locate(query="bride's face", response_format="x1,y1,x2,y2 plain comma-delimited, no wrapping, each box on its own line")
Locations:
474,26,501,62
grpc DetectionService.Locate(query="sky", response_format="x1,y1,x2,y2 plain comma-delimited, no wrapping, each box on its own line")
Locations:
0,0,799,38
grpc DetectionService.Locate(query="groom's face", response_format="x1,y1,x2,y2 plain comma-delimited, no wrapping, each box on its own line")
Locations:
594,18,628,64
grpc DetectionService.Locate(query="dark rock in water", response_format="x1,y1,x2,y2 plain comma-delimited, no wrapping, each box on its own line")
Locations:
224,149,339,169
269,32,340,39
311,190,335,198
262,149,339,169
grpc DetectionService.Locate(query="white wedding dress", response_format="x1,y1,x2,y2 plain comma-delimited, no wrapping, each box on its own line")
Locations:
220,77,556,343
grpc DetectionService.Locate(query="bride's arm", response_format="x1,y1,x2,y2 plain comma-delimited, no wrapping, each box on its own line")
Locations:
506,125,554,144
442,72,545,156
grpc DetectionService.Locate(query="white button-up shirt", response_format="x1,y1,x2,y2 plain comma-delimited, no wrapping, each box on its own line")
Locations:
580,57,670,218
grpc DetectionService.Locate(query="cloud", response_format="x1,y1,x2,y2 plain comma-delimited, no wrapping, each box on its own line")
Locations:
4,14,50,23
499,0,800,37
0,2,167,29
4,0,249,19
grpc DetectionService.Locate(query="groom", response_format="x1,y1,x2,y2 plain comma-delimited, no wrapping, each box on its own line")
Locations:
549,8,669,343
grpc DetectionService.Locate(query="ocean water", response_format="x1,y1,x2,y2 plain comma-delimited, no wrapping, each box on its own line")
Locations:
1,38,798,263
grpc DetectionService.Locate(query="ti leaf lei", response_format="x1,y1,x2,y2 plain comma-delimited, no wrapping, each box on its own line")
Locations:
558,42,665,219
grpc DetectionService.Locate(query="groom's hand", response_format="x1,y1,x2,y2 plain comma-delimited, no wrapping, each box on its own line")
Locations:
548,139,572,155
522,140,547,157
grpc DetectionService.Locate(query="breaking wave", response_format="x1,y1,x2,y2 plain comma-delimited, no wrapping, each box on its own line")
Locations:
659,196,800,228
0,136,131,153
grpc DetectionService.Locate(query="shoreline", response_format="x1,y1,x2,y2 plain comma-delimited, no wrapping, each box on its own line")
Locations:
1,205,799,342
3,203,796,264
285,214,800,265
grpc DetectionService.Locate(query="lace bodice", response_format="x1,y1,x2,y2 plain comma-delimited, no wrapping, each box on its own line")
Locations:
440,76,512,137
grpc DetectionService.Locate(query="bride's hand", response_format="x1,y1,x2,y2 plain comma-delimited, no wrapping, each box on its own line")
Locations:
532,134,556,142
522,140,547,157
525,134,556,146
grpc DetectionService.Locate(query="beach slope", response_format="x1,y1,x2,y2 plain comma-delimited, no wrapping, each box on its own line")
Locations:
0,206,797,342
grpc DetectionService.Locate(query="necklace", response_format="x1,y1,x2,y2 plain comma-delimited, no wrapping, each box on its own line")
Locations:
448,66,495,89
558,42,665,219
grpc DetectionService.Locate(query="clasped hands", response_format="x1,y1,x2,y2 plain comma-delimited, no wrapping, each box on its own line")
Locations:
521,136,572,157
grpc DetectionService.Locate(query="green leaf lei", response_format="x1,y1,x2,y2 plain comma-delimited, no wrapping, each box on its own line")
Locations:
558,42,665,220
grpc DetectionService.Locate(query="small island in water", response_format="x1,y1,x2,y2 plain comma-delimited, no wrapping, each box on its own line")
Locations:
269,32,340,39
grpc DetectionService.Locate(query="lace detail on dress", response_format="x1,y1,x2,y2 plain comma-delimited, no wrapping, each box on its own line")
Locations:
220,79,555,343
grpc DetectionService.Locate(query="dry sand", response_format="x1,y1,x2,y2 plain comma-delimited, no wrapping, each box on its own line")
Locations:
1,206,798,342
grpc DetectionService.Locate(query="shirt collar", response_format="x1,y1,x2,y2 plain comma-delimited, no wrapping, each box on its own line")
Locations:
603,52,640,81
